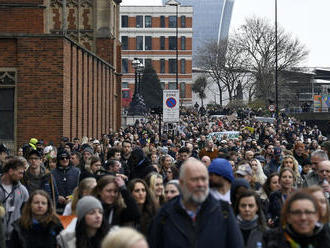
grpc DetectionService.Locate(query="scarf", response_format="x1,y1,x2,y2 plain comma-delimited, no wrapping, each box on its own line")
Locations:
283,224,323,248
237,214,259,230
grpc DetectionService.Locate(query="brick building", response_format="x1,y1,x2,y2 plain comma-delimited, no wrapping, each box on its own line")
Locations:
0,0,122,151
120,2,193,108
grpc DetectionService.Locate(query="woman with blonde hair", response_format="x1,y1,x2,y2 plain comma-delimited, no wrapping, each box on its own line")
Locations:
146,172,165,205
279,155,303,187
250,158,267,185
63,177,97,216
102,227,148,248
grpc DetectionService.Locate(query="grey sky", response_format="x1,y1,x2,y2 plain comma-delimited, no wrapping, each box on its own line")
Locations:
121,0,330,67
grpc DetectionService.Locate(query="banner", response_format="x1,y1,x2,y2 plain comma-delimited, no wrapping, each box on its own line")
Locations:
314,95,330,112
207,131,240,141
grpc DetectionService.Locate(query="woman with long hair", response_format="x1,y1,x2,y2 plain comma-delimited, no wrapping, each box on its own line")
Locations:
268,168,295,228
146,172,165,206
63,177,97,216
164,180,180,201
257,173,280,214
278,155,303,188
128,178,158,236
10,190,63,248
250,159,267,185
92,175,140,226
234,190,268,248
57,196,110,248
263,191,330,247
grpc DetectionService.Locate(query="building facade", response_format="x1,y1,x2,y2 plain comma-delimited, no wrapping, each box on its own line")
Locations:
162,0,235,60
120,3,193,107
0,0,122,150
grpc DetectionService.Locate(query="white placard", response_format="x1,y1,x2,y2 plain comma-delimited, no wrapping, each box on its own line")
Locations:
163,90,179,123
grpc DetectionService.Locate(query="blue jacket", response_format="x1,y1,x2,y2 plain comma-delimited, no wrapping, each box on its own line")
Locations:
148,194,244,248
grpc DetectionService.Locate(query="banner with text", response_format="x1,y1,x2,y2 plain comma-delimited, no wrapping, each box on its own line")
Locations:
207,131,240,141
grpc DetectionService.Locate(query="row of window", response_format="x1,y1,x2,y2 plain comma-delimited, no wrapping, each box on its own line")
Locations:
121,15,186,28
122,82,186,97
121,36,186,51
122,58,186,74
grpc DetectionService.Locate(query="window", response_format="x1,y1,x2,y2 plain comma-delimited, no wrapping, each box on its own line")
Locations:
168,16,177,28
122,59,128,73
145,16,152,27
168,82,177,90
160,59,165,73
181,16,186,27
169,59,177,73
136,16,143,28
180,82,186,98
160,16,165,28
122,82,128,88
160,36,165,50
121,15,128,27
169,36,177,50
136,36,143,50
160,82,165,90
145,59,152,68
145,36,152,50
121,36,128,50
181,36,186,50
181,59,186,74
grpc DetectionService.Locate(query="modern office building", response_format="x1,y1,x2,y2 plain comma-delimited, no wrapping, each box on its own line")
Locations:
162,0,235,58
120,2,193,107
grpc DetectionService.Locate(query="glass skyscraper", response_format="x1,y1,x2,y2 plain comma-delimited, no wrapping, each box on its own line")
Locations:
163,0,235,58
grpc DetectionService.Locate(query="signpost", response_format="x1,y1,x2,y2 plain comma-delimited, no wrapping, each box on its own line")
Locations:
268,104,275,112
163,90,179,123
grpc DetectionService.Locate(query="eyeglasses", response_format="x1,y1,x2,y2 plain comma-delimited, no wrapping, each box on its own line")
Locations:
289,210,317,217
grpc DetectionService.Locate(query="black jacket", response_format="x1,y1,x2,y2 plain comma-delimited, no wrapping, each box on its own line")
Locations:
9,219,63,248
148,194,244,248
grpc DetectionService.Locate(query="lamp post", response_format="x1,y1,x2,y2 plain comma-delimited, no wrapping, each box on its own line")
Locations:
128,58,146,116
167,0,181,89
137,63,145,94
275,0,279,121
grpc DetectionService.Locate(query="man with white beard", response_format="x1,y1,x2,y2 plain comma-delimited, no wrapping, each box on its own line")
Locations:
148,157,243,248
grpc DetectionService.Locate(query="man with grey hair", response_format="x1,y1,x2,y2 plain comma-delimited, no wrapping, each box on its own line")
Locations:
303,150,329,187
148,158,243,248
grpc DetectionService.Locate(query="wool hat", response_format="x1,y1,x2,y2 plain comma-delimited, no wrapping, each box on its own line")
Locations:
208,158,234,183
83,146,94,155
76,196,103,221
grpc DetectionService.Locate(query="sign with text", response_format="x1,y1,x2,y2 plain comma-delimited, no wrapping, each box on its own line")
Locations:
207,131,240,141
163,90,179,123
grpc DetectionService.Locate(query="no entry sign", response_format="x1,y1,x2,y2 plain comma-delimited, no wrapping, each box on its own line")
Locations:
163,90,179,123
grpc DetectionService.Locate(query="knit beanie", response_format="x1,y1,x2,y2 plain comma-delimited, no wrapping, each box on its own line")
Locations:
76,196,103,221
208,158,234,183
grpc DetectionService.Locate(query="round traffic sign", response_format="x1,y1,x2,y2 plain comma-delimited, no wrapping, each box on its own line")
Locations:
166,97,177,108
268,104,275,112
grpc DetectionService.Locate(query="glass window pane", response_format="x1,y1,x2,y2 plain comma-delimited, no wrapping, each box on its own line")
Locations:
121,15,128,27
122,82,128,88
136,36,143,50
136,16,143,28
145,16,152,28
160,36,165,50
180,82,186,98
168,16,177,28
169,59,177,73
122,59,128,73
181,36,186,50
168,82,177,90
160,59,165,73
121,36,128,50
181,16,186,28
0,88,14,139
145,36,152,50
169,36,176,50
181,59,185,74
160,16,165,28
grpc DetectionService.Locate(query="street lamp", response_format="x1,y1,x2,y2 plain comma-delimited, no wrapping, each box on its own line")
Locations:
167,0,181,89
128,58,147,116
275,0,279,121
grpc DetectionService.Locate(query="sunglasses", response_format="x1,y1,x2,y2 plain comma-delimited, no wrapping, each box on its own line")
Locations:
60,157,69,160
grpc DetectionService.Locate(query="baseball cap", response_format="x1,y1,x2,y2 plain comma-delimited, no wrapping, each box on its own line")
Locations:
235,164,253,176
274,147,282,156
0,144,9,154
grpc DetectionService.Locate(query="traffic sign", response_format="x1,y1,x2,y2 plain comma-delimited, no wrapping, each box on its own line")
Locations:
268,104,275,112
163,90,179,123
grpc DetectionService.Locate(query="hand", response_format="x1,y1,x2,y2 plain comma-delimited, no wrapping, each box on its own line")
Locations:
322,183,330,193
116,173,128,181
115,176,125,188
58,196,66,204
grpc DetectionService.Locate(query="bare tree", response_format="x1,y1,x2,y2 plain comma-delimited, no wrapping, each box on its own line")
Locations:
192,75,208,107
234,17,308,103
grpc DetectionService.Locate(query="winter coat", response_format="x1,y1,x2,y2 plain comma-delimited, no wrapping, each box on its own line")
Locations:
148,194,244,248
9,218,63,248
303,170,319,187
0,180,29,240
267,190,285,227
51,166,80,198
56,230,76,248
21,166,58,205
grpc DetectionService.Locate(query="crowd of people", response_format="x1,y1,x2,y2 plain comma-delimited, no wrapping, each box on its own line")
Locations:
0,106,330,248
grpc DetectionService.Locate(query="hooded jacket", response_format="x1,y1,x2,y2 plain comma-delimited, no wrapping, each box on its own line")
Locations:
128,148,156,180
